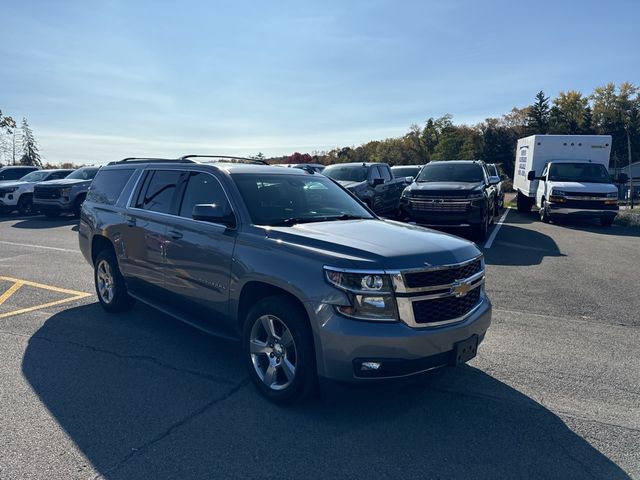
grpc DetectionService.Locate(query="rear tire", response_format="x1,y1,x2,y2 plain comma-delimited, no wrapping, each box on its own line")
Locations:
17,195,34,216
516,191,532,213
94,249,136,313
243,295,317,404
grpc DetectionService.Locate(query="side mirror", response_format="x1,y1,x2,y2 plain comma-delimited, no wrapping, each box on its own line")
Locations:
192,204,236,228
527,171,538,181
404,176,413,184
489,175,500,185
371,178,384,187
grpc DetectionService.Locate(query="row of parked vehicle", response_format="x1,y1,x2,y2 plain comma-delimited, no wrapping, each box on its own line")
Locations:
0,165,99,217
319,160,505,240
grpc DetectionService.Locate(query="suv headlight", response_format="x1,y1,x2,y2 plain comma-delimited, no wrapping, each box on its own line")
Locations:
606,192,618,199
3,187,18,194
60,187,72,197
467,192,484,200
551,189,566,197
324,267,397,321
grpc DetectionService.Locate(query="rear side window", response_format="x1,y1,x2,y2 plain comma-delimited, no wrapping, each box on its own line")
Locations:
178,172,230,218
87,168,134,205
135,170,182,214
377,165,392,181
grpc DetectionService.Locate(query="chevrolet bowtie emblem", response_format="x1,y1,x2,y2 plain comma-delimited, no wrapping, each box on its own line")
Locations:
451,279,473,297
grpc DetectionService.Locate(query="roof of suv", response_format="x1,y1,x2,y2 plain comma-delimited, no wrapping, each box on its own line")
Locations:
104,157,318,176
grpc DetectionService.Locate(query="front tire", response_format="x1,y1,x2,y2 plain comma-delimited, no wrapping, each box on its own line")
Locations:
243,295,316,404
472,207,489,241
540,198,550,223
73,195,86,218
94,250,135,313
17,195,34,216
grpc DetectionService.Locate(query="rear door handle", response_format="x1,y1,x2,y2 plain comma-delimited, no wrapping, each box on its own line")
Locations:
169,230,183,240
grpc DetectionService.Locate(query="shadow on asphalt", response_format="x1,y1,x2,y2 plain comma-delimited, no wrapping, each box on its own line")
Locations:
22,303,630,479
10,216,79,229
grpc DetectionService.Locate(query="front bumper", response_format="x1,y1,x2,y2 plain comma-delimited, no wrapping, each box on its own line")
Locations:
34,199,73,213
548,205,618,218
307,295,491,382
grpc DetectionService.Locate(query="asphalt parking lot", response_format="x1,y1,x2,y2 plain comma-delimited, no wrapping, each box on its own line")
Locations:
0,211,638,479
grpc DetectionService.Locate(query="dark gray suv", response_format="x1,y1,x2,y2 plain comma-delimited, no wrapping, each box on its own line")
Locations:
79,156,492,403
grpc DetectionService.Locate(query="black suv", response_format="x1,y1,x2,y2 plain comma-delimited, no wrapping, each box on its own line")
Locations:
399,160,499,239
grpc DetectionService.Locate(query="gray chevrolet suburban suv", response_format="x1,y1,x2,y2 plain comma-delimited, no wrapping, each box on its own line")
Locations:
79,156,491,403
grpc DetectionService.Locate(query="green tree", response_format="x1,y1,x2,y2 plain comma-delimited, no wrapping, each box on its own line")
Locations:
0,109,16,133
20,118,42,167
550,90,589,134
527,91,550,134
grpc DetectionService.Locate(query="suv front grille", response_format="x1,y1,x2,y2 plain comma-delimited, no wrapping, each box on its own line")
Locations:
408,198,470,212
34,188,61,200
412,287,481,324
404,259,482,288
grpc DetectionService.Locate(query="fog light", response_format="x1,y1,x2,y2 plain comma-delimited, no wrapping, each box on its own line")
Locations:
361,362,381,371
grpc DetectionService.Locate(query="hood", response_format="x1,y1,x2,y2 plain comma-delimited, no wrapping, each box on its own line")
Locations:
406,181,483,196
337,180,367,190
547,181,617,194
0,181,29,189
35,178,90,187
264,219,480,270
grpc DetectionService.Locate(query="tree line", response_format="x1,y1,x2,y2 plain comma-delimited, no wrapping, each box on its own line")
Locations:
272,82,639,177
0,110,42,167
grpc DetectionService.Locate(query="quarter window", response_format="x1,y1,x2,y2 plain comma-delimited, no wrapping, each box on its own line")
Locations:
87,168,135,205
178,172,230,218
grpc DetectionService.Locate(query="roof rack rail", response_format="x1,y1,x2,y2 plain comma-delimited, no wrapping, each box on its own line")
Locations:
179,155,269,165
107,157,195,165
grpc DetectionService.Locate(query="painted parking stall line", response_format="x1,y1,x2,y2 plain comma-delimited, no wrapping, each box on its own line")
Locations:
0,276,92,319
483,208,509,249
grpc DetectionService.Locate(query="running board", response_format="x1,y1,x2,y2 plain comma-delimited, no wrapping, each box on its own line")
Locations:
128,292,240,343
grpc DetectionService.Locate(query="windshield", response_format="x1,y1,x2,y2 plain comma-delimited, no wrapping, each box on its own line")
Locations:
19,171,52,182
548,163,611,183
392,166,421,178
232,174,374,226
417,163,484,183
67,167,99,180
323,165,368,182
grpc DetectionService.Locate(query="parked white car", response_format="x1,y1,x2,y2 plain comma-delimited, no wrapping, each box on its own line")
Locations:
0,169,73,215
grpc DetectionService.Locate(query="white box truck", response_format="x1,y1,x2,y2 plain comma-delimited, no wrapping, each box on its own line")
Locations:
513,135,619,226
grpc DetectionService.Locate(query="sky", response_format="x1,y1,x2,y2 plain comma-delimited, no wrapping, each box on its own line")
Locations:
1,0,639,165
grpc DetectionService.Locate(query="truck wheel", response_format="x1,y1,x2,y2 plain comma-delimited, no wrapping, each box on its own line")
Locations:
73,195,86,218
94,250,136,313
472,208,489,241
243,295,317,404
600,216,615,227
540,198,550,223
516,191,532,213
17,195,34,216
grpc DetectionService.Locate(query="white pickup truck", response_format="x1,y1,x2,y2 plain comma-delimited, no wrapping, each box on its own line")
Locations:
513,135,619,226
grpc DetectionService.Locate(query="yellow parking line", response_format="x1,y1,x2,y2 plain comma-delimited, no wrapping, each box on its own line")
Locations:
0,276,92,319
0,281,24,306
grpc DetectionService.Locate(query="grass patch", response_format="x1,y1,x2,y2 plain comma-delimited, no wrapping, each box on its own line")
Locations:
614,209,640,228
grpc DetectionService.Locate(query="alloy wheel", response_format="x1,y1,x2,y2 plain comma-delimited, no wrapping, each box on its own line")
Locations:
249,315,298,391
96,259,115,304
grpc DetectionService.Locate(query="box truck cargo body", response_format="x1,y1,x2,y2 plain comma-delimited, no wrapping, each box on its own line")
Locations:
513,135,619,226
